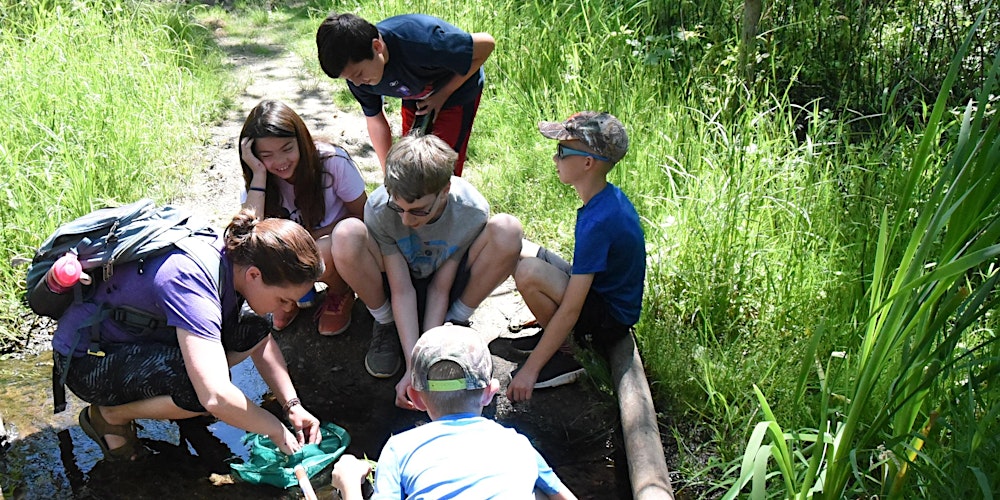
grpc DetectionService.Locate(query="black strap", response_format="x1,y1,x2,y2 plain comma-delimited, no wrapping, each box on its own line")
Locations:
53,284,89,413
52,362,67,414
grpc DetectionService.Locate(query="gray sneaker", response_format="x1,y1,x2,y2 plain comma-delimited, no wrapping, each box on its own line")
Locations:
365,322,402,378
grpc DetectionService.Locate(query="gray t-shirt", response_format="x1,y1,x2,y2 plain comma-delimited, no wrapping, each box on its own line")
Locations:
365,176,488,279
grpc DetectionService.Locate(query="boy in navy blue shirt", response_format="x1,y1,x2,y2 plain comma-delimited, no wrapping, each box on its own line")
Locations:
316,13,494,176
508,112,646,401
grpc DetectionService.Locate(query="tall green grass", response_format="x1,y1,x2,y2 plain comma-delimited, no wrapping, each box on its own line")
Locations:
725,13,1000,497
0,0,227,345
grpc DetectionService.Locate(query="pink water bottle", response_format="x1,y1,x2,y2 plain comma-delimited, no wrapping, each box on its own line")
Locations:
28,252,84,318
46,253,83,293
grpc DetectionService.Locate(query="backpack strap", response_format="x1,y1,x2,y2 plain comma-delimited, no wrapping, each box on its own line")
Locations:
174,234,224,297
95,234,223,349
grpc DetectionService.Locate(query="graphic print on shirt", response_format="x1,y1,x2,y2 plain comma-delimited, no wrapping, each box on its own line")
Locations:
396,234,457,273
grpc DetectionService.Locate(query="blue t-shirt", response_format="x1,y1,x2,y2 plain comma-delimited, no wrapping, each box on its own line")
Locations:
573,183,646,326
52,239,238,357
349,14,483,117
373,414,568,499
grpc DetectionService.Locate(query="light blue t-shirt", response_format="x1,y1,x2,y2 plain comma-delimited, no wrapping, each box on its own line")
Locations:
373,414,568,499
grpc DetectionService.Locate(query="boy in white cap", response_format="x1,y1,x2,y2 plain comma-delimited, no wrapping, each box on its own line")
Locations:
331,324,576,499
508,111,646,401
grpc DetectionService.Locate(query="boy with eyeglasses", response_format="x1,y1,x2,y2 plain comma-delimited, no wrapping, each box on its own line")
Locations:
507,111,646,400
316,12,494,177
332,134,522,409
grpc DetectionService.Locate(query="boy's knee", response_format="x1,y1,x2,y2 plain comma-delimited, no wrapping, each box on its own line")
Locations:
513,257,545,288
330,218,372,259
484,214,523,251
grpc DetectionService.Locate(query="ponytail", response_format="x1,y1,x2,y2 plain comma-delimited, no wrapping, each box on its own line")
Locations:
224,209,323,285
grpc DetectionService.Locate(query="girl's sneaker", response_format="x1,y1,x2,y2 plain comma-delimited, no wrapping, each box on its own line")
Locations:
316,290,355,336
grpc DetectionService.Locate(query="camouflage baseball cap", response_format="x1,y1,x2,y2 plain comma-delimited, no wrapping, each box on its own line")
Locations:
538,111,629,163
411,325,492,392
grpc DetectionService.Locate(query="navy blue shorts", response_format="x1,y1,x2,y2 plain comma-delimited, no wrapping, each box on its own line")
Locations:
54,303,271,413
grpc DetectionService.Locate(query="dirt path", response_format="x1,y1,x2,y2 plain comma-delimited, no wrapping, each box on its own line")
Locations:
0,16,654,500
171,23,384,228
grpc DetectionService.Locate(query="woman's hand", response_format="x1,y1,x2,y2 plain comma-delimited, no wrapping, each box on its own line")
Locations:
287,404,322,445
240,137,268,178
270,425,304,455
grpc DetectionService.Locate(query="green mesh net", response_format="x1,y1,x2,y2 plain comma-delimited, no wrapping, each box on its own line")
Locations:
230,422,350,489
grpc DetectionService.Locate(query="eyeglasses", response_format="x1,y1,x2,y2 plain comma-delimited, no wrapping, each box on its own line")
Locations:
556,144,610,162
386,193,441,217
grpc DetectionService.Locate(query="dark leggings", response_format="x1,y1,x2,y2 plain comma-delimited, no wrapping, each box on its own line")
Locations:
54,304,271,412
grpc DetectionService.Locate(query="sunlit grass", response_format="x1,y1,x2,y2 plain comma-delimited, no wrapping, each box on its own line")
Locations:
724,14,1000,497
0,0,227,344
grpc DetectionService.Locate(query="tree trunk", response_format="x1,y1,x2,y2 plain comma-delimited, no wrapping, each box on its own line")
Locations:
741,0,764,78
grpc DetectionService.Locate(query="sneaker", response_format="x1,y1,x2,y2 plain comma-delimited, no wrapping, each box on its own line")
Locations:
508,318,540,333
444,319,472,328
316,290,355,336
365,322,402,378
512,350,585,389
270,305,300,331
509,330,543,352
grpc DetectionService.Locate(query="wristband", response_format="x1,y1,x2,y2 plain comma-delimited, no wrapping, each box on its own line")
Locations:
283,397,301,414
249,186,266,192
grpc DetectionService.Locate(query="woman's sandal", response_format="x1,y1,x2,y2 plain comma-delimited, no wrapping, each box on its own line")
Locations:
78,405,144,461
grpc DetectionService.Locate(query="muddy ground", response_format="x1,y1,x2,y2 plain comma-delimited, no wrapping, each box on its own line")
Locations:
0,15,683,500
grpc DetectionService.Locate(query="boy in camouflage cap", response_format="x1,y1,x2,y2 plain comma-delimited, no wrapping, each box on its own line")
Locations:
331,325,577,499
508,111,646,401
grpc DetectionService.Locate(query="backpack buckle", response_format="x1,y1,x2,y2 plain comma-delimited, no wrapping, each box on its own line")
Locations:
87,342,106,357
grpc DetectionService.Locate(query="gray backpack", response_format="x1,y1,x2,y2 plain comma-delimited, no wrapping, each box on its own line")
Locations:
25,198,222,319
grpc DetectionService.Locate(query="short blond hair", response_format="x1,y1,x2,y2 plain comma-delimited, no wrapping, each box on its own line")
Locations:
384,134,456,201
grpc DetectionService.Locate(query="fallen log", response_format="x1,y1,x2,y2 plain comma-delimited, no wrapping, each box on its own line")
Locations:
609,334,674,499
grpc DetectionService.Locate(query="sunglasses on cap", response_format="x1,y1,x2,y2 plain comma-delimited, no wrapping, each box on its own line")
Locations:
556,144,610,162
386,192,441,217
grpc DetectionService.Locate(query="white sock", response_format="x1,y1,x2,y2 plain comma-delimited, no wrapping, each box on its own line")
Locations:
445,299,475,324
367,299,393,325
